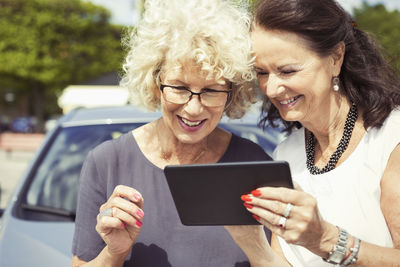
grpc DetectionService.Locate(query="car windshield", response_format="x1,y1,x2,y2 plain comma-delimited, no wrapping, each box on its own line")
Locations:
25,123,143,217
22,122,282,221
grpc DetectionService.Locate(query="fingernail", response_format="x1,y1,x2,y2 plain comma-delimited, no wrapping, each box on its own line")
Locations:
122,223,126,228
136,209,144,218
133,193,141,201
251,189,261,197
241,195,252,202
243,203,253,209
136,220,143,227
252,214,260,221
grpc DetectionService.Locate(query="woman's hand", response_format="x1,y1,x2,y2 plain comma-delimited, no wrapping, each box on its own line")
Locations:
225,225,290,266
241,186,337,257
96,185,145,257
224,225,268,248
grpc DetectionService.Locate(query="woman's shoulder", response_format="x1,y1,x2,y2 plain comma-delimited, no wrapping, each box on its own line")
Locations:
365,108,400,148
82,131,147,183
386,108,400,125
355,108,400,181
230,134,257,148
223,133,272,161
275,127,303,149
367,108,400,138
90,132,136,163
380,108,400,136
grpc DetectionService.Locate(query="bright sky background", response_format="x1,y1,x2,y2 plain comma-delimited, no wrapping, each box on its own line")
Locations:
86,0,400,26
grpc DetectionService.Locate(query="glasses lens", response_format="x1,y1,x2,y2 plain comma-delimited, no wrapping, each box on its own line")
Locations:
163,86,191,104
201,91,229,107
162,85,229,107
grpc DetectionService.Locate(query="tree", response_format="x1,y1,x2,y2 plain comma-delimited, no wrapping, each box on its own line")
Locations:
0,0,124,130
353,2,400,75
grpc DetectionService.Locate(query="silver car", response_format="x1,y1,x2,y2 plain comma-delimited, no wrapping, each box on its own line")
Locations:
0,105,284,267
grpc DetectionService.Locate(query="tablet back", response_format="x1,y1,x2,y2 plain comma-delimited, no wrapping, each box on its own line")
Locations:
164,161,292,225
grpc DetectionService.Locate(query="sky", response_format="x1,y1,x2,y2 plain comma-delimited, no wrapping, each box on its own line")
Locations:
86,0,400,26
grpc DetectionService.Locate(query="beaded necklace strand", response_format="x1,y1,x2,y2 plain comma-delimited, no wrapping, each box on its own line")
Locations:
306,103,358,175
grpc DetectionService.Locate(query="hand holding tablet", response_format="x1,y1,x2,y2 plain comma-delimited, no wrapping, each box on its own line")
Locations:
164,161,293,225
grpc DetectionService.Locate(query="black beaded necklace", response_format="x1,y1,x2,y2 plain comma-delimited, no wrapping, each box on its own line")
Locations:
306,103,358,175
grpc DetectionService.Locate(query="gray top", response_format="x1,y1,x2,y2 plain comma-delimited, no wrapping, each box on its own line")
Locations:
72,132,272,267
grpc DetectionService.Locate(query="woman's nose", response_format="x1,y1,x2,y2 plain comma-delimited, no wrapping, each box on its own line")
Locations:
184,95,204,114
267,85,286,98
264,75,285,98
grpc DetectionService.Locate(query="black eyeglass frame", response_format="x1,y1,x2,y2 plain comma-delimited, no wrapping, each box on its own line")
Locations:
159,84,232,106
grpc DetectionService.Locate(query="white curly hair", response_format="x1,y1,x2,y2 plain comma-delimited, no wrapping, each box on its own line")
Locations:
120,0,257,118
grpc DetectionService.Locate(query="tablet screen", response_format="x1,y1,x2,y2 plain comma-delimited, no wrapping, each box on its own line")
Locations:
164,160,293,225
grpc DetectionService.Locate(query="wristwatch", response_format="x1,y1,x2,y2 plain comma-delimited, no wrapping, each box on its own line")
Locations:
323,227,348,264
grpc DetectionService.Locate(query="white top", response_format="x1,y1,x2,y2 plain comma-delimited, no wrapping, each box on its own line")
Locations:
273,109,400,267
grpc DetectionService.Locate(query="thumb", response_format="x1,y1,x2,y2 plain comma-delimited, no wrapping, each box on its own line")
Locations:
293,181,304,191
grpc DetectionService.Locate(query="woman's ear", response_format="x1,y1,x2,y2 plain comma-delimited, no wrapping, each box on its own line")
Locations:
331,42,346,76
154,70,163,100
154,86,161,101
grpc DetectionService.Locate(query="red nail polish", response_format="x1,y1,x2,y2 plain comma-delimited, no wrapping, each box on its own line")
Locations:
241,195,252,202
136,220,143,227
251,189,261,197
252,214,260,221
136,209,144,218
122,223,126,228
133,193,141,201
243,203,253,209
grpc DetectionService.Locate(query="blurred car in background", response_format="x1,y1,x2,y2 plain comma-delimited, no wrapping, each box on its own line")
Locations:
0,105,285,267
0,115,10,132
10,116,37,133
44,114,62,133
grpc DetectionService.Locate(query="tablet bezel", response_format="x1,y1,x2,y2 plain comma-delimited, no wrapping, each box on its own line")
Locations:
164,160,293,226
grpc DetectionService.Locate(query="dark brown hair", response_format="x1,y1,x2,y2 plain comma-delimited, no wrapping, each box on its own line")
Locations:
254,0,400,132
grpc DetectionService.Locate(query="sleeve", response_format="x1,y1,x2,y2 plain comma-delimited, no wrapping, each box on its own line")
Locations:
272,135,289,160
71,150,107,261
365,109,400,178
381,110,400,171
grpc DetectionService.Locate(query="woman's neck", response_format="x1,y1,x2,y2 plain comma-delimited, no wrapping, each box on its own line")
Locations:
156,119,212,165
305,98,351,151
304,99,366,170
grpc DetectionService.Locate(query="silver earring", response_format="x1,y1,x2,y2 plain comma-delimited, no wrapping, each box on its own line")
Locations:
332,77,340,92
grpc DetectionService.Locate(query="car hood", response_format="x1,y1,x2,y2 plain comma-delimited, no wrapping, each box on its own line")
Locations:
0,215,74,267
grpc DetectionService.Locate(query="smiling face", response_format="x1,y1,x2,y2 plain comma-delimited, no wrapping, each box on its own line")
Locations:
251,25,343,126
159,60,229,145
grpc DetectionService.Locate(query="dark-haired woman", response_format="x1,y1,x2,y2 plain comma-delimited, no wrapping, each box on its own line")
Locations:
227,0,400,266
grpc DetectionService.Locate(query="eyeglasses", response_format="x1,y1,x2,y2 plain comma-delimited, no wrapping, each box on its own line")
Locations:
160,84,231,107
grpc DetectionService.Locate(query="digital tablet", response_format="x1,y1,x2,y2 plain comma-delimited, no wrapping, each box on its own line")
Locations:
164,160,293,226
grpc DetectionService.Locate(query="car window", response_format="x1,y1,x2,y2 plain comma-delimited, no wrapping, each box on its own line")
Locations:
25,123,144,217
219,123,283,155
22,122,282,221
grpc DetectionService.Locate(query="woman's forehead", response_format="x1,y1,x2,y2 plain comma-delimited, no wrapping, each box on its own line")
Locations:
162,59,227,85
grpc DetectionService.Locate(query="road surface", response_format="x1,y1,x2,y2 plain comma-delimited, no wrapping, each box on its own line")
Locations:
0,151,37,211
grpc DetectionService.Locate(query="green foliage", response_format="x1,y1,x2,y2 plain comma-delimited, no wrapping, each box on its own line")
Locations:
0,0,125,121
354,2,400,75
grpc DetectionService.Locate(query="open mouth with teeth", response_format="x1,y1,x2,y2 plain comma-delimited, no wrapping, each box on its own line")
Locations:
280,95,302,105
179,116,206,128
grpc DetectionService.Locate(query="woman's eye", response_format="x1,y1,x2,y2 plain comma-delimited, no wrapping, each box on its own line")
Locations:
280,70,296,75
254,67,268,76
256,71,269,76
170,86,188,91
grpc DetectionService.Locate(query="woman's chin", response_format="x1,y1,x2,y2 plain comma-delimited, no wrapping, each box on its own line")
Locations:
279,111,301,122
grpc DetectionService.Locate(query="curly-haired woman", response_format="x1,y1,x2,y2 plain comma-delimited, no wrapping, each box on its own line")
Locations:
71,0,272,266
